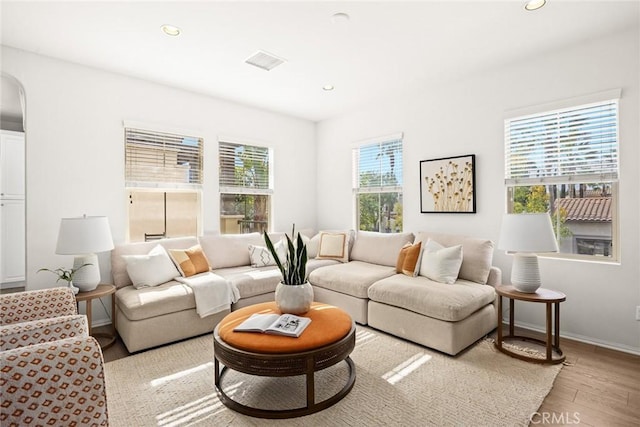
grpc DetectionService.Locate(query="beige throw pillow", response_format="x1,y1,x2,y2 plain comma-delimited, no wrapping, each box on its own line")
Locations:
316,232,349,263
419,239,463,284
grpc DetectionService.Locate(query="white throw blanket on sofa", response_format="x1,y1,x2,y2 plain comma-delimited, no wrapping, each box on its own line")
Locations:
175,272,240,318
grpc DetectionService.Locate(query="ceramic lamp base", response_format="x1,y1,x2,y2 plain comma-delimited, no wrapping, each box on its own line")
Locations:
511,252,542,293
72,254,101,292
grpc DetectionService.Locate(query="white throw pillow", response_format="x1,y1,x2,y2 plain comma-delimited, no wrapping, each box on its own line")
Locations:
316,231,349,263
418,239,463,284
122,245,180,289
248,240,286,267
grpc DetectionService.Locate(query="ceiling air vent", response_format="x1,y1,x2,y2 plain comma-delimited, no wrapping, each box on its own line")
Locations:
245,50,286,71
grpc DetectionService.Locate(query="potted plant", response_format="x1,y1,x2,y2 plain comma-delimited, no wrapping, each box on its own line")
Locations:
37,264,92,295
264,225,313,314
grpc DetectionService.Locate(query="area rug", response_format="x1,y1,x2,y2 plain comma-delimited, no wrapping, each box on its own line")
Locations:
104,327,561,426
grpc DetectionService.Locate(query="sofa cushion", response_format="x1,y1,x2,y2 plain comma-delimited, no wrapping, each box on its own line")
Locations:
351,231,415,267
121,244,180,289
212,265,281,298
399,241,422,276
168,244,211,277
199,233,284,269
368,274,496,322
418,239,463,284
307,230,355,259
112,237,199,288
414,231,494,284
116,281,195,321
316,232,350,262
248,241,285,268
308,261,396,298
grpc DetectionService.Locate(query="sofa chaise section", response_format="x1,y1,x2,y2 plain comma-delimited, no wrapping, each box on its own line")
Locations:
367,231,501,355
112,237,225,352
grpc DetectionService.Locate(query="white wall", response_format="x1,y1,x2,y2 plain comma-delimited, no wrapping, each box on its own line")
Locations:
2,46,317,323
317,29,640,353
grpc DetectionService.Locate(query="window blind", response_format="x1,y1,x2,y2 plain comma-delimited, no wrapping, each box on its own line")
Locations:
353,138,403,193
219,141,272,193
505,100,618,185
125,128,203,189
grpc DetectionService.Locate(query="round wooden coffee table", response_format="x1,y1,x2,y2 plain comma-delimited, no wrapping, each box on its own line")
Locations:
213,302,356,419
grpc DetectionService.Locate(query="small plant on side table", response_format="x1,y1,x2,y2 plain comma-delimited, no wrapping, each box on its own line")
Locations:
38,264,92,295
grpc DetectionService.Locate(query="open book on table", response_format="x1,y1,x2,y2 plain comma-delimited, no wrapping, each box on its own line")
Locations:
233,313,311,338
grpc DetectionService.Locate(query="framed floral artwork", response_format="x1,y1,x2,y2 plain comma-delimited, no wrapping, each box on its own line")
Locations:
420,154,476,213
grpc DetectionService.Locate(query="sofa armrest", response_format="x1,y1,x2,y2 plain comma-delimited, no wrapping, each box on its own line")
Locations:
1,314,88,351
0,287,78,325
486,266,502,287
0,336,108,426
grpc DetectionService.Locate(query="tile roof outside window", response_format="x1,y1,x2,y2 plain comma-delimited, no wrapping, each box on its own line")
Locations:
555,197,612,222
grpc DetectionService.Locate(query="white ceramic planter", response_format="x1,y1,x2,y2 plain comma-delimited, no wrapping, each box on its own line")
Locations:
275,281,314,315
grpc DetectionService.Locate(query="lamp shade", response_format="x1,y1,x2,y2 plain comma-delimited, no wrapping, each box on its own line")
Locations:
498,213,559,253
55,215,114,255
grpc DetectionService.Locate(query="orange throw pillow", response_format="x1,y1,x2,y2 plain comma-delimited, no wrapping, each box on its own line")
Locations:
168,245,211,277
401,242,422,277
396,242,412,273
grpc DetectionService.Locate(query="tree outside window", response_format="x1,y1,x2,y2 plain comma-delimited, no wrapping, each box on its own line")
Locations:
354,136,403,233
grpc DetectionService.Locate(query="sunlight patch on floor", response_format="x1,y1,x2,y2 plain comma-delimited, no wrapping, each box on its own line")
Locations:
156,392,222,427
150,362,213,387
382,352,431,385
355,329,378,347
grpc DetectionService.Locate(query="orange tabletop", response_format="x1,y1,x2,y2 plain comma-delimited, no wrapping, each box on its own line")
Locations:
218,301,353,354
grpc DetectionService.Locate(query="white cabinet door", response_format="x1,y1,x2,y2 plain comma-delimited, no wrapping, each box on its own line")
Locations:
0,199,26,283
0,131,26,199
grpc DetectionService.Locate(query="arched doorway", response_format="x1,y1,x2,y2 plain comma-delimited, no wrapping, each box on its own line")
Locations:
1,74,26,290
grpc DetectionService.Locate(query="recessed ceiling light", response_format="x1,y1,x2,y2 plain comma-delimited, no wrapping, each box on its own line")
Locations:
323,85,335,91
161,24,181,37
524,0,546,11
331,12,350,24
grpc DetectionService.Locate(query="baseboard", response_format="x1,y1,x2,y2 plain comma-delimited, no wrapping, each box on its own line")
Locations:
505,318,640,356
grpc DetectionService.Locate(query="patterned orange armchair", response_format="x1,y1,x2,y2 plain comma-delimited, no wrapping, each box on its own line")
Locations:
0,287,109,426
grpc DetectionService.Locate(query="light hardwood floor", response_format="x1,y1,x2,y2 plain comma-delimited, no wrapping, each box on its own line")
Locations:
96,324,640,426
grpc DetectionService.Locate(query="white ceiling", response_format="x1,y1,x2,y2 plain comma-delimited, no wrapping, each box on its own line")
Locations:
1,1,638,122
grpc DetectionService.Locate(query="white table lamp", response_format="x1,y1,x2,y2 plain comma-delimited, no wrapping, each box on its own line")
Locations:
55,215,114,292
498,213,559,293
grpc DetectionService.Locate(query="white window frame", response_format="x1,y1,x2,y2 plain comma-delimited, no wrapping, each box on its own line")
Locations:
352,133,404,233
218,138,274,232
123,124,204,241
504,91,620,262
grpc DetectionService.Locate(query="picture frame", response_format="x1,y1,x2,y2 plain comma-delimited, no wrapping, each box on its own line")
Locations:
420,154,476,213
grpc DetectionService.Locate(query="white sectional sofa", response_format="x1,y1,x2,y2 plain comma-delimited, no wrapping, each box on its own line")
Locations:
110,231,335,352
110,229,500,355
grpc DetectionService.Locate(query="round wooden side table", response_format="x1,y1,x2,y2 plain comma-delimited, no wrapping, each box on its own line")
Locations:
495,284,566,364
75,284,117,350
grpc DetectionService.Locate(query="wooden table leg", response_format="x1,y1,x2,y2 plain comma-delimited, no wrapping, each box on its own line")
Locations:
111,293,116,335
306,358,315,409
85,299,93,336
554,302,560,349
214,357,220,386
546,302,552,361
509,298,515,336
497,295,503,346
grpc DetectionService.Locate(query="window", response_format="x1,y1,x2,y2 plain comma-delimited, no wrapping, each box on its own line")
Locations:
125,127,203,242
504,97,619,260
353,134,403,233
219,140,272,234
